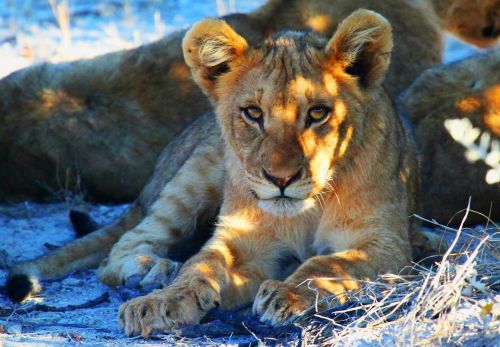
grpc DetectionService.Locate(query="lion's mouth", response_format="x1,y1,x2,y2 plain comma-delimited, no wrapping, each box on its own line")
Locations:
272,196,302,201
250,190,303,202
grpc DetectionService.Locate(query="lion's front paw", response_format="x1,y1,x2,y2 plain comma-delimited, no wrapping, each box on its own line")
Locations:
118,278,220,337
98,255,181,290
252,280,310,326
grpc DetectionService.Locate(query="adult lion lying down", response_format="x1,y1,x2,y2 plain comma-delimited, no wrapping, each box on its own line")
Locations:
9,11,421,336
0,0,497,203
399,49,500,225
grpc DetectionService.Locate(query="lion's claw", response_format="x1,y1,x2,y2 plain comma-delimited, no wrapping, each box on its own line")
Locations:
252,280,310,326
119,279,220,337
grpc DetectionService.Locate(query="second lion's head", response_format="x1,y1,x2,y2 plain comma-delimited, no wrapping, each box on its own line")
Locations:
183,10,393,217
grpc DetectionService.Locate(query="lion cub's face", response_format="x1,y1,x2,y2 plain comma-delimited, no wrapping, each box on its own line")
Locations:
184,11,393,216
216,34,362,216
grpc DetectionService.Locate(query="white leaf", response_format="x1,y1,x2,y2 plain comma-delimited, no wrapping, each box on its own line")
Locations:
486,169,500,185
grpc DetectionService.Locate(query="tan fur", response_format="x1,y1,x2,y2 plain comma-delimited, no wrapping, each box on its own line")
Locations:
1,0,494,202
399,49,500,224
115,11,418,336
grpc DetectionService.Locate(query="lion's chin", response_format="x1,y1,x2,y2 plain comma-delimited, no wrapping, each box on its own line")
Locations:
257,197,316,217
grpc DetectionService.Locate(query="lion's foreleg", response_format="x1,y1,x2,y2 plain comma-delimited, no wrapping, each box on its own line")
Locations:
253,225,412,325
118,226,282,336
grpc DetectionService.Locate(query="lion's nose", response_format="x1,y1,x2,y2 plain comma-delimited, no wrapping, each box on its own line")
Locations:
262,168,303,192
482,25,500,38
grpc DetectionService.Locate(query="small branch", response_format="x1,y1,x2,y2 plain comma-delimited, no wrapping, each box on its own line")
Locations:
0,317,115,333
0,292,109,317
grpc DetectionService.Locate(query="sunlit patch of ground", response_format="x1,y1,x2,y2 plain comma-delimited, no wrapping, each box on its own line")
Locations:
0,0,263,78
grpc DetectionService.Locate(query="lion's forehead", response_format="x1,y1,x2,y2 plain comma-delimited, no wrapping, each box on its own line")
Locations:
259,37,324,82
228,33,348,134
237,59,335,106
234,34,339,106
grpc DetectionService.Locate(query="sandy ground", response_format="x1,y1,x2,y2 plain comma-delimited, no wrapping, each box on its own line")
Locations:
0,0,498,346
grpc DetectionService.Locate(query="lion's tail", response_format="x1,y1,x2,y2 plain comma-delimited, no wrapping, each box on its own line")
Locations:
6,204,144,302
70,210,102,238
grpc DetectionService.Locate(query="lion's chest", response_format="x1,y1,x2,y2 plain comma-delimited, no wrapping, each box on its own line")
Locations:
313,227,361,255
273,217,319,261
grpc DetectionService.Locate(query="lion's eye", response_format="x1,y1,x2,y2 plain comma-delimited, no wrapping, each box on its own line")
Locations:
307,106,331,125
242,106,263,122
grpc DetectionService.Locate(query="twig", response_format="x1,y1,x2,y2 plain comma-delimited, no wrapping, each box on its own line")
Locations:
0,317,116,333
241,322,264,345
0,292,109,317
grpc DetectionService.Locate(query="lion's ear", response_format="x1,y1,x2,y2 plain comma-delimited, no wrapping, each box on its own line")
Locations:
326,10,393,89
182,19,248,100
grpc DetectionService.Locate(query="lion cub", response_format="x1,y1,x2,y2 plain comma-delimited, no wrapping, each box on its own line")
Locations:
114,10,418,336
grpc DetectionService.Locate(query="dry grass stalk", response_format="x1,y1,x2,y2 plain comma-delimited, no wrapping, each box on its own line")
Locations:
293,202,499,345
216,0,237,17
48,0,72,57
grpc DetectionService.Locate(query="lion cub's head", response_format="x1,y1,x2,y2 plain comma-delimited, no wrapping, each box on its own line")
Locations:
441,0,499,48
183,10,393,216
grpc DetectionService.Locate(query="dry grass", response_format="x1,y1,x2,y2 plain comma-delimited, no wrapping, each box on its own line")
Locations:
48,0,72,59
290,204,499,346
216,0,237,16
